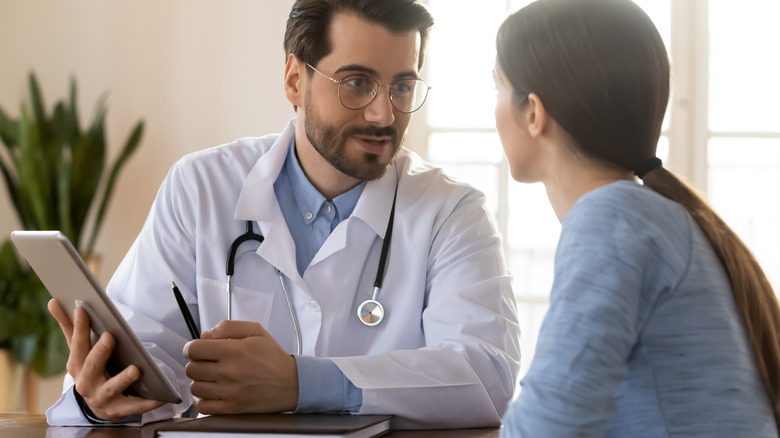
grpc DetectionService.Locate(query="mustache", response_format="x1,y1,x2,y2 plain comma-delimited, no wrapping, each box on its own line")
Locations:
344,125,398,140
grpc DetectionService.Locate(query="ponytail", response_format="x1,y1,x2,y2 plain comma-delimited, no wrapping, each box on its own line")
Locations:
641,167,780,428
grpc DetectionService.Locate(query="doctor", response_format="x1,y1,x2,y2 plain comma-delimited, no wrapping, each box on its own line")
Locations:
46,0,520,429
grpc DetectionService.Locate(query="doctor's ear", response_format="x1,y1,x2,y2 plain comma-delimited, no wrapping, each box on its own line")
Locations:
523,93,548,138
284,54,305,109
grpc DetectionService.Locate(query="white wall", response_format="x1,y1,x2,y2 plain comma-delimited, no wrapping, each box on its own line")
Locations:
0,0,296,286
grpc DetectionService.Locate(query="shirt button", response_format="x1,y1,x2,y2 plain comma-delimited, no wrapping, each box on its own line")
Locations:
305,212,313,220
324,205,332,213
309,301,320,312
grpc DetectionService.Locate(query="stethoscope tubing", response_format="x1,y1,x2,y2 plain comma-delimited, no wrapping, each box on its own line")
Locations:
278,268,302,355
224,166,399,352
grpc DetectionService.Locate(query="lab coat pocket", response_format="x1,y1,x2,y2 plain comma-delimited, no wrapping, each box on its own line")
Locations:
196,277,275,328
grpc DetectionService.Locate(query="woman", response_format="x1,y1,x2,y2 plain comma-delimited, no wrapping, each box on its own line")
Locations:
494,0,780,436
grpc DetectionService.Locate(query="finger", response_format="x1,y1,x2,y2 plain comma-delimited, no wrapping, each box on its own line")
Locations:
195,397,244,415
84,366,165,421
83,364,138,417
100,398,166,421
48,299,75,347
183,339,231,362
100,365,146,400
185,358,225,382
189,380,235,400
202,320,267,340
78,332,116,393
67,307,94,376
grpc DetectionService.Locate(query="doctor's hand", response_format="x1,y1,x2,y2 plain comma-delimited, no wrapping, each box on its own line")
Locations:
47,299,165,422
183,320,299,415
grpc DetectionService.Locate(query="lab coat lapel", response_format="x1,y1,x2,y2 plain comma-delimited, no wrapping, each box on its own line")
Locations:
308,162,399,267
233,120,303,286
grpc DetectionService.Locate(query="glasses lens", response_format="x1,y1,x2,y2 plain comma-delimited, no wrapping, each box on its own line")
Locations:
337,75,430,113
390,79,429,113
338,75,379,110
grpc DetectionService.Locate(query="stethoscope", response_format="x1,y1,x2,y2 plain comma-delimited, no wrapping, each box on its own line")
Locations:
224,179,398,355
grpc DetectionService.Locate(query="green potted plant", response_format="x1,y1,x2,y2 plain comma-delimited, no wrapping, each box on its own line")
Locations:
0,72,143,378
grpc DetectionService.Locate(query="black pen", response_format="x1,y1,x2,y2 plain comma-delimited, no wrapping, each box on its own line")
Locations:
171,281,200,339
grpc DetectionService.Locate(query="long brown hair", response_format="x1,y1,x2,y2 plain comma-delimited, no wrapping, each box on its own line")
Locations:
497,0,780,427
643,168,780,425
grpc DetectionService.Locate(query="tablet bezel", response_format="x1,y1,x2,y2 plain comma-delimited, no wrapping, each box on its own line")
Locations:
10,230,182,404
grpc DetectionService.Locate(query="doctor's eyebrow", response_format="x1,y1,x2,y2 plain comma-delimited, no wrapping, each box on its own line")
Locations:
333,64,420,81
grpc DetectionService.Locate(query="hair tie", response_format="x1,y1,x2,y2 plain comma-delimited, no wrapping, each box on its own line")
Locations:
634,157,662,179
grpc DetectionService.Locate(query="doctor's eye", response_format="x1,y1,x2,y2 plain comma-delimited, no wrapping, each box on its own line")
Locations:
390,80,414,96
341,76,375,94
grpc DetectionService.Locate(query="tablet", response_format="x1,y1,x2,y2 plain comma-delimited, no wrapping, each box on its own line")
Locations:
10,230,182,404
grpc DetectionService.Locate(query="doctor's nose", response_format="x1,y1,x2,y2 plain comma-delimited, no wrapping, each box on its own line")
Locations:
363,86,395,126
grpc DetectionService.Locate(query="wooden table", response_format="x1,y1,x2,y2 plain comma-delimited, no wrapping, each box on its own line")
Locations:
0,414,501,437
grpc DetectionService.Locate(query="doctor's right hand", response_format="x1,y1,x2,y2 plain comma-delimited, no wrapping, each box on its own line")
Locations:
48,299,164,422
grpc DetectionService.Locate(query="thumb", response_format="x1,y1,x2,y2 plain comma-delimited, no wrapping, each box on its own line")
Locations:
201,320,268,340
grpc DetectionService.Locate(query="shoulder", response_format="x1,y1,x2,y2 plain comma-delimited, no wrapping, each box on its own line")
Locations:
393,149,499,248
171,133,280,178
558,181,695,283
565,180,692,239
395,148,484,208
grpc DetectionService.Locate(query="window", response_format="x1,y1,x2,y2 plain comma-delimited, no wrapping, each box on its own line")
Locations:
413,0,780,380
707,1,780,288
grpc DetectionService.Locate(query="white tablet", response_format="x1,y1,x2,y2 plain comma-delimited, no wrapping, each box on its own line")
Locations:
10,230,182,404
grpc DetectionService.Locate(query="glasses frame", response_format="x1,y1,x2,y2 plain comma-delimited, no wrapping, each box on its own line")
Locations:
306,63,431,114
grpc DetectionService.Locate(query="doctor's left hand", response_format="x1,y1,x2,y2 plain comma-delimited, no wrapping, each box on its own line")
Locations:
183,320,299,414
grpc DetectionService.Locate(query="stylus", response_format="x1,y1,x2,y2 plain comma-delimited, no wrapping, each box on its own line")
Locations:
171,281,200,339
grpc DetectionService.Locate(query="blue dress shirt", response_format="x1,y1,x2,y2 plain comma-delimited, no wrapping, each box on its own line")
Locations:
273,139,365,413
273,140,365,276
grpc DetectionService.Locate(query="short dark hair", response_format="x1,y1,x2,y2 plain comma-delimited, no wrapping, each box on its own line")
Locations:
284,0,434,71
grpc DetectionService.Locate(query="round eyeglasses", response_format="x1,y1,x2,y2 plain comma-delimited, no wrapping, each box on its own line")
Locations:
306,63,431,114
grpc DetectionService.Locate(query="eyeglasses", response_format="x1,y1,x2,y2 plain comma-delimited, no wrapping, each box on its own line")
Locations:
306,63,431,114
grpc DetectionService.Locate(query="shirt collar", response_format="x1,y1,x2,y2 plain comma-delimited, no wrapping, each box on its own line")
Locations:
235,118,397,237
285,137,365,225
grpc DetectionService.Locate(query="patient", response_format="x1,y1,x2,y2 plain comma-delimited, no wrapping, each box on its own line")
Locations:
493,0,780,436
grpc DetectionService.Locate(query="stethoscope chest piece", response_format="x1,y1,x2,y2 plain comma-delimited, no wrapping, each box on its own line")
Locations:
355,173,399,327
357,299,384,326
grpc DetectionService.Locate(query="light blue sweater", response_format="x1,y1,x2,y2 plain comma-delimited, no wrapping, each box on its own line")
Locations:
501,180,776,437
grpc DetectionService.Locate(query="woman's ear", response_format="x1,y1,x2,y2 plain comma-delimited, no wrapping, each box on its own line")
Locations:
284,54,305,109
524,93,548,138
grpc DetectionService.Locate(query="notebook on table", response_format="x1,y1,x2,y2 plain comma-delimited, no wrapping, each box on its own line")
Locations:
153,413,393,438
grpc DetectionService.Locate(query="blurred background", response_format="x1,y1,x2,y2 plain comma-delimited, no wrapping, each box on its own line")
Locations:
1,0,778,414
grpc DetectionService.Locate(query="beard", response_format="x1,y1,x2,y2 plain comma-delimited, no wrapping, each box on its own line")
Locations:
303,95,403,181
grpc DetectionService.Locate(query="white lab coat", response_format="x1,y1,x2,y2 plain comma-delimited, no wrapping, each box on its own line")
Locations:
47,119,520,429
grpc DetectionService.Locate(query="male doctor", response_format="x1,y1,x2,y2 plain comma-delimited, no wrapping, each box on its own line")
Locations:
47,0,520,429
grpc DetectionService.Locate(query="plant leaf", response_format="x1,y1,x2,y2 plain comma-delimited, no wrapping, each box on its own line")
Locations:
69,98,107,247
86,120,144,253
0,239,23,279
69,76,80,140
31,317,67,377
0,152,25,226
51,103,75,239
11,334,38,364
16,106,53,230
28,73,54,145
0,104,19,149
